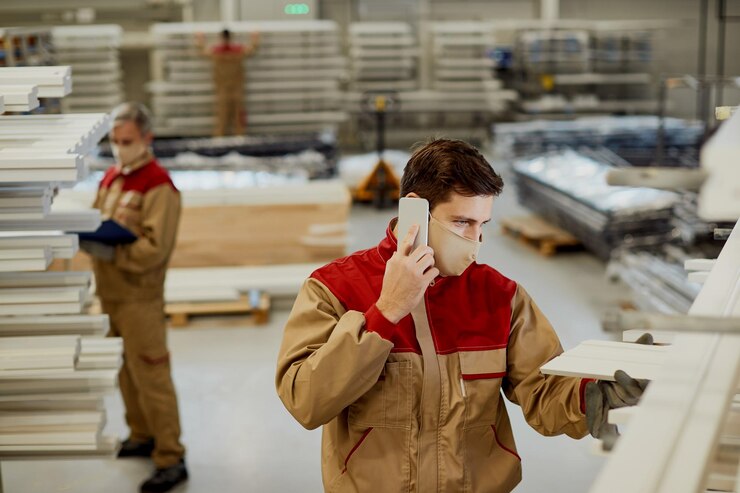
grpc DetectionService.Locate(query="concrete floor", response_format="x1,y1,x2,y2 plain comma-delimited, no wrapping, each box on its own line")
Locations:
2,163,631,493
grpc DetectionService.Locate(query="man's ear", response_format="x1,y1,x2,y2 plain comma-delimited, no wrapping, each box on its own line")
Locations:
405,192,420,199
143,131,154,145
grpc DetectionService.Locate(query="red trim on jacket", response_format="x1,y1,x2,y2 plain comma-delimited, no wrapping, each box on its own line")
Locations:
100,159,178,194
364,303,399,341
311,220,517,355
579,378,596,414
462,372,507,381
491,424,521,461
341,427,373,474
212,43,244,54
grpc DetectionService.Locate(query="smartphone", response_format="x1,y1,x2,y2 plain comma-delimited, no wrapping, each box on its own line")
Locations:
397,197,429,252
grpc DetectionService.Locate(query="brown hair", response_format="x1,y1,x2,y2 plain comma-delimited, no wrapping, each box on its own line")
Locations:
400,138,504,209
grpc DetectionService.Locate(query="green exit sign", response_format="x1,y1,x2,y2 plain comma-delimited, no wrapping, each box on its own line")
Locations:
284,3,310,15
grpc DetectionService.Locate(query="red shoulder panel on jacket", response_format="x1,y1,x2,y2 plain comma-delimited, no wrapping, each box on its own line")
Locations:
310,236,518,355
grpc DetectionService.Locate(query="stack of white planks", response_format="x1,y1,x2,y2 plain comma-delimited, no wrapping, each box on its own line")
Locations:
0,112,110,184
0,63,121,464
148,21,348,137
0,84,39,112
344,22,516,146
541,111,740,493
52,25,124,113
0,66,72,98
429,22,516,112
348,22,419,92
0,334,121,456
0,335,122,458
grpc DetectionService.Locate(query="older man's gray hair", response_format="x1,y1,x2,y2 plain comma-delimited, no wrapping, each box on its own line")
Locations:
111,102,153,134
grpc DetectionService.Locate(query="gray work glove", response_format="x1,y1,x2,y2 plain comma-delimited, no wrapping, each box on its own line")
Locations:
79,240,115,262
585,333,652,450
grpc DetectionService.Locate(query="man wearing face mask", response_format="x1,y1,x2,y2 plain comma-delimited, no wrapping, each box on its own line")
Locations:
86,102,187,493
276,139,600,492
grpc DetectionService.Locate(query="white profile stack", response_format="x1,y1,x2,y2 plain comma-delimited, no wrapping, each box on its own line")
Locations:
0,64,121,468
348,22,419,92
52,25,124,113
429,22,516,114
149,21,348,137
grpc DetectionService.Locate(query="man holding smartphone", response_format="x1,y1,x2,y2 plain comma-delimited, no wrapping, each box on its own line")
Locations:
276,139,640,492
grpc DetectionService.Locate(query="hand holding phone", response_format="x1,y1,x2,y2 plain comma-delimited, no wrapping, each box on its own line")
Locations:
376,197,438,323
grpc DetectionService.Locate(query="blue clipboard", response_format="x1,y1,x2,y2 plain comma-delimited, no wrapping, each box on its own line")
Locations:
77,220,138,246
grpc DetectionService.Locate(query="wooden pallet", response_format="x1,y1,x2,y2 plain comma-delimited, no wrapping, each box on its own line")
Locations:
500,215,582,256
165,291,270,328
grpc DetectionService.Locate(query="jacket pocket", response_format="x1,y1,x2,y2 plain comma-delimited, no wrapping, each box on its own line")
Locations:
348,360,412,429
459,349,506,426
463,424,522,493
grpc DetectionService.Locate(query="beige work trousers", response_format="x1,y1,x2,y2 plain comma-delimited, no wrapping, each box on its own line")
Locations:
102,298,185,468
214,87,244,137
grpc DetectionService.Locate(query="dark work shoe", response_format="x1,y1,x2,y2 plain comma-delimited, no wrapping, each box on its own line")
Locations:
140,460,188,493
118,438,155,458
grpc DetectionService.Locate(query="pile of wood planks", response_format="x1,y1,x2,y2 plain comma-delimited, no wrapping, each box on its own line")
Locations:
149,21,348,137
52,25,124,114
0,66,72,98
348,23,419,92
0,65,121,465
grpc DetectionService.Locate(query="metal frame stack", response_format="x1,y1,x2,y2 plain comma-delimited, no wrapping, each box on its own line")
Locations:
348,22,418,92
0,65,121,486
500,20,662,116
51,25,124,114
148,21,348,137
511,149,680,259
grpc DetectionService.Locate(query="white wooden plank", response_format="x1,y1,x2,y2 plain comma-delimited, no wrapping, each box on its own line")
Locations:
685,259,717,272
0,286,86,305
0,314,107,338
0,248,50,260
689,271,710,284
0,433,118,458
0,271,90,288
658,337,740,492
0,210,101,232
0,335,79,351
0,302,84,317
608,406,637,425
0,151,81,169
0,398,102,412
0,257,52,272
0,411,104,429
540,340,667,380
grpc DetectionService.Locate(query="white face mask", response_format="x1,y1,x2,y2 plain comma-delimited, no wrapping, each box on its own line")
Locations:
428,216,481,277
112,142,148,168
